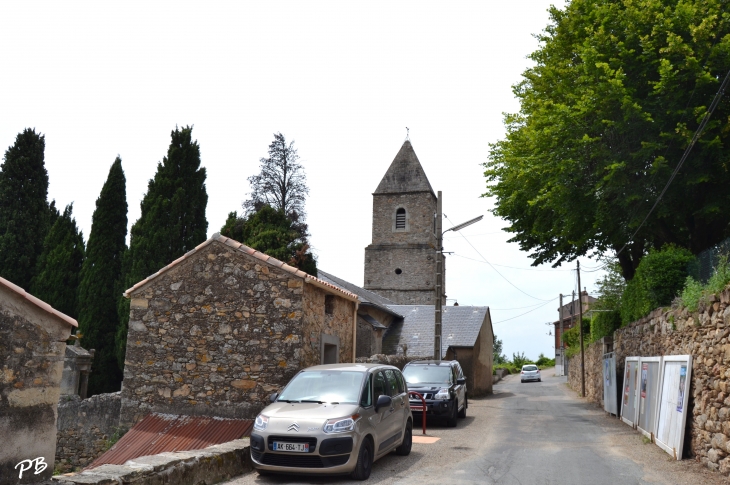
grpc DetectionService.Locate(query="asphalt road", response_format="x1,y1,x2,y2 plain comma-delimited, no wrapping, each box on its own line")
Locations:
223,370,726,485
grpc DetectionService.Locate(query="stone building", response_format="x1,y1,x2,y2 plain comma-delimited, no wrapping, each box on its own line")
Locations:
0,276,77,484
119,234,359,427
364,140,444,305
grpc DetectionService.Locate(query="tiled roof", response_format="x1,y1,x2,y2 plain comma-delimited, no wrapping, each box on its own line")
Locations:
0,276,77,328
374,140,435,196
87,413,253,469
317,270,403,318
123,234,359,302
382,305,490,357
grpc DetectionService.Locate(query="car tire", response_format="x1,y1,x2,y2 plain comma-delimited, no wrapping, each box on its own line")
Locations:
350,437,373,480
447,400,458,427
521,380,525,383
538,378,542,382
458,395,467,419
395,421,412,456
255,469,270,476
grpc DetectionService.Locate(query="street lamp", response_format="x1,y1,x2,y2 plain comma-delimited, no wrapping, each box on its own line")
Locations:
433,190,482,360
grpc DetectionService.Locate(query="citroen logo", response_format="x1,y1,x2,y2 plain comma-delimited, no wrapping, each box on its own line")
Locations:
287,422,300,432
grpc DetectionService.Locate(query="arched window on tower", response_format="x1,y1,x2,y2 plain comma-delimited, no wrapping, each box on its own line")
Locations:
395,208,406,230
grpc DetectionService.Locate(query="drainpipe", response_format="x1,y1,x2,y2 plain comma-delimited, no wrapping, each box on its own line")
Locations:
352,302,359,363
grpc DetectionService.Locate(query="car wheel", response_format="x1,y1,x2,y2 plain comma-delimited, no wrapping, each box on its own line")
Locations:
350,437,373,480
447,400,458,427
458,395,467,419
521,380,525,383
395,421,412,456
538,378,542,382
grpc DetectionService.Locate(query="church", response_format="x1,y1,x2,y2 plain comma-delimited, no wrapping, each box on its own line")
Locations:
319,139,494,395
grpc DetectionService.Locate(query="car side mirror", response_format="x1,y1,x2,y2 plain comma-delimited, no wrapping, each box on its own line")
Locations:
375,395,392,412
269,392,279,403
457,377,466,385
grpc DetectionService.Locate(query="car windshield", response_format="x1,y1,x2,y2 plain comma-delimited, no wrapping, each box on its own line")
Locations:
277,370,366,404
402,365,452,385
523,365,538,371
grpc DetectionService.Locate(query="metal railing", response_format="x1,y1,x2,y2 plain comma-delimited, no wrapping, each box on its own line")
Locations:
689,236,730,284
407,391,427,435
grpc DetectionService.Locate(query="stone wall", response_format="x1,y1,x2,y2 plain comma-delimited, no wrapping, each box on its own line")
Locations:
56,392,122,469
121,241,307,426
371,192,436,246
567,339,604,405
0,284,73,485
301,284,356,366
567,286,730,474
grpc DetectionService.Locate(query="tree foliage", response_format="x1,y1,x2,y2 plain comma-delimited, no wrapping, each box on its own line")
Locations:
117,127,208,366
30,204,85,318
484,0,730,280
225,132,316,274
0,129,52,289
492,333,505,364
78,158,127,395
221,205,317,275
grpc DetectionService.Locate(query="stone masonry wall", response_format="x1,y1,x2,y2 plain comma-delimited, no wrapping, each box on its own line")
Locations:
371,192,436,246
120,241,308,426
364,246,439,304
567,340,604,405
56,392,122,469
568,286,730,475
301,284,355,366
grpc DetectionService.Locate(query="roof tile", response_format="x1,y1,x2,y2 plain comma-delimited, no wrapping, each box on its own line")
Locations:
0,277,77,328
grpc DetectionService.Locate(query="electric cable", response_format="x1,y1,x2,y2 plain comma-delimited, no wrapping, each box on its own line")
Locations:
493,297,558,324
444,215,554,301
451,253,572,271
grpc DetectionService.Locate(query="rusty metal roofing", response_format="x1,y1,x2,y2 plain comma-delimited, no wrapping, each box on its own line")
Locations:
0,276,77,327
123,234,359,302
87,413,253,469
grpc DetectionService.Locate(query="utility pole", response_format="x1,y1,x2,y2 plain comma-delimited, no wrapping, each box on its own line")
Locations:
434,191,443,361
559,293,564,377
578,260,585,398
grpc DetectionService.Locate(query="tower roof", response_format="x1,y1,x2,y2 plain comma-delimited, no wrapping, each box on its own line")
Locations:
374,140,435,196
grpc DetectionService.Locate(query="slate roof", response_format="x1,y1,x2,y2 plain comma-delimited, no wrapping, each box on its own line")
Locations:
359,314,387,330
0,276,77,328
382,305,490,357
317,270,403,318
124,234,358,302
374,140,435,197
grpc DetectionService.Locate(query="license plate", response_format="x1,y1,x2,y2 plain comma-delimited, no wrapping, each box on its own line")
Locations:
273,441,309,452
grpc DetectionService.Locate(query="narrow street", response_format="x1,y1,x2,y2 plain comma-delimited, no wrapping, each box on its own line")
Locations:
224,371,725,485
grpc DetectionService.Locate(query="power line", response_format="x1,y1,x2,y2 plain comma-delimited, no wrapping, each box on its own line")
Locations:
491,301,556,311
493,297,558,324
615,67,730,258
451,253,572,272
444,215,554,301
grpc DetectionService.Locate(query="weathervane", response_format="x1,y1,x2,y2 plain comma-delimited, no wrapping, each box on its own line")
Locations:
406,127,410,140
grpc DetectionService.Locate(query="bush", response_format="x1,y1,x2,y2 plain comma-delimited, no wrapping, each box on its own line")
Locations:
620,245,693,325
511,351,534,368
494,363,520,374
591,310,621,341
536,353,555,368
680,256,730,313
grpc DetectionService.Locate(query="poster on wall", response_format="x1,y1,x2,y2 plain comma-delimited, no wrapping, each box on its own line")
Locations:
640,363,648,414
620,357,640,427
637,357,662,440
655,355,692,459
605,359,611,386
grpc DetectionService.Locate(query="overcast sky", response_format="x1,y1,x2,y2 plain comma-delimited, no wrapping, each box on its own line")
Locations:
0,0,606,361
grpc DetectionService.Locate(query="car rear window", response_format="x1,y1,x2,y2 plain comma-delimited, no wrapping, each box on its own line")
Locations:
403,365,452,385
523,365,538,371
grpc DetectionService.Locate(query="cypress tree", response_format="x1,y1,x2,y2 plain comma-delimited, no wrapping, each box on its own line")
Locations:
116,126,208,366
30,204,85,318
78,158,127,395
0,129,51,289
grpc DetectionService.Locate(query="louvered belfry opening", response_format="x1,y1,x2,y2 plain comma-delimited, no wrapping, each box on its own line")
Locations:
395,208,406,229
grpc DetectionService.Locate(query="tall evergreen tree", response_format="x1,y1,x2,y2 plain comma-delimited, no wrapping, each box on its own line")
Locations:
30,204,85,318
116,126,208,366
78,158,127,395
0,129,51,289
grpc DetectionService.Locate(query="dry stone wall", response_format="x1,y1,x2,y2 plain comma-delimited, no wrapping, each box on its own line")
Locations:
121,242,309,426
568,286,730,475
55,392,122,469
301,284,355,366
567,340,604,405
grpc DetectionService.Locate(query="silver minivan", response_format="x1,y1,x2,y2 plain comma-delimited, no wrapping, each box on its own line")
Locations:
250,363,413,480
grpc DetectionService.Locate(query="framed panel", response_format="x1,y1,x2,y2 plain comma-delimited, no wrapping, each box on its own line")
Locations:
636,356,662,439
620,357,640,427
602,352,618,416
654,355,692,459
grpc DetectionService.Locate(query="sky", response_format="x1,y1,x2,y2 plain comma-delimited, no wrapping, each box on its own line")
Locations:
0,0,606,361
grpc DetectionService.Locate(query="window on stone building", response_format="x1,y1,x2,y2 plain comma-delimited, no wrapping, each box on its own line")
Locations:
395,208,406,230
325,295,335,315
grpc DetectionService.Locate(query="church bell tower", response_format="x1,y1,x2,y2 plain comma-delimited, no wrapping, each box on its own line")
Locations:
364,140,443,304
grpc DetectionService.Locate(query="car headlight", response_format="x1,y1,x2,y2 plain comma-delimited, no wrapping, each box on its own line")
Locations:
254,414,269,431
323,414,360,434
434,389,450,400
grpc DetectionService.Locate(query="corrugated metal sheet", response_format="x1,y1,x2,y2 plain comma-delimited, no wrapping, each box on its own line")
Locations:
87,413,253,469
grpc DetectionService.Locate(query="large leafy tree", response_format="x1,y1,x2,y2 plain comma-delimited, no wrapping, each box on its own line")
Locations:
31,204,85,318
0,129,52,289
116,126,208,366
78,158,127,395
484,0,730,280
225,132,316,274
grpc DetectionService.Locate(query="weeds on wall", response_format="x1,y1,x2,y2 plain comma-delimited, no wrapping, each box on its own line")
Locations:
680,256,730,313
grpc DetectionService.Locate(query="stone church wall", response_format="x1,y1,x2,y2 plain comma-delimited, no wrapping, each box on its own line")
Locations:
364,246,439,304
370,192,436,245
120,242,307,426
